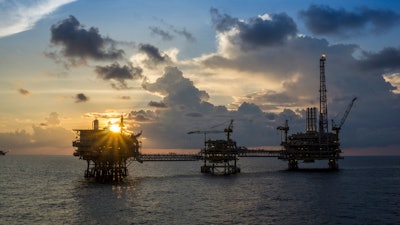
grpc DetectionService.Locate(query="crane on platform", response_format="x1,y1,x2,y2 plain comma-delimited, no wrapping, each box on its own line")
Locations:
332,97,357,139
277,120,289,144
187,119,234,143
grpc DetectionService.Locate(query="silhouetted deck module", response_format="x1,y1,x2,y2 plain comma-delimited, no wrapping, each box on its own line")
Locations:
277,55,356,169
72,116,142,182
188,119,243,175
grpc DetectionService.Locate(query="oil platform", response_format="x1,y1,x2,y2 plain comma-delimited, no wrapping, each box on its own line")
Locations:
188,120,241,175
72,116,142,182
277,54,356,170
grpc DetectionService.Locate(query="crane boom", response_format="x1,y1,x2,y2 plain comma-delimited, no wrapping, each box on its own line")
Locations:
187,130,224,134
187,119,234,140
333,97,357,130
339,97,357,129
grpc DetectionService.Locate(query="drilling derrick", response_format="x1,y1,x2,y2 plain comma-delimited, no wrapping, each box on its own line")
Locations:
319,54,328,134
277,54,355,170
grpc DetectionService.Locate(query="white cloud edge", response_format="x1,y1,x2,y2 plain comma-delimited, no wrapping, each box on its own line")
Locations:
0,0,76,38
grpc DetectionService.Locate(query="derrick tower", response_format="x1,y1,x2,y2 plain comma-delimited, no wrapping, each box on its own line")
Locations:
277,54,356,170
319,54,328,134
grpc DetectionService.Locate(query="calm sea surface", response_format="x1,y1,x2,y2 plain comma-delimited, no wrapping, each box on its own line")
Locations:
0,155,399,225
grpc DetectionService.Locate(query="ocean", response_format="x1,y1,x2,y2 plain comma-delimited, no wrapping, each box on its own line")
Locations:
0,155,399,225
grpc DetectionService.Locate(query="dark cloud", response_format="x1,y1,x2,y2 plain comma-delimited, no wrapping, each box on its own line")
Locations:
149,26,195,42
149,26,174,41
210,8,297,49
237,102,263,114
185,112,203,117
18,88,30,96
192,9,400,149
138,44,172,68
239,13,297,48
142,67,210,111
139,44,165,62
241,90,298,106
358,47,400,73
135,66,289,148
299,5,400,36
129,110,157,122
173,27,195,42
149,19,195,42
48,15,124,65
95,62,143,89
75,93,89,103
148,101,167,108
210,8,240,32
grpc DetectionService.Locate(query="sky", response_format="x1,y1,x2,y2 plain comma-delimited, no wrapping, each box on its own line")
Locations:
1,0,400,155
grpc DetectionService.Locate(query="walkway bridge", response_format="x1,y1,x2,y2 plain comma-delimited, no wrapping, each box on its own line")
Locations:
138,153,202,161
238,149,281,157
135,149,281,162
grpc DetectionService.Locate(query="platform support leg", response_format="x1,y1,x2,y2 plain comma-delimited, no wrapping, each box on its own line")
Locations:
288,159,298,170
329,159,338,170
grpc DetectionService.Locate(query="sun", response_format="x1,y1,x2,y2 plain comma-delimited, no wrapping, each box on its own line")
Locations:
109,124,121,133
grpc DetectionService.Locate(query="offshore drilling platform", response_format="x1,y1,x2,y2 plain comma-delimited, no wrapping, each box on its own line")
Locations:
277,54,356,170
72,54,356,181
72,117,279,180
188,120,241,175
72,116,143,182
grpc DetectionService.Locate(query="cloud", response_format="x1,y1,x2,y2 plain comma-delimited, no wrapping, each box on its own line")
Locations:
148,101,167,108
0,112,74,154
129,110,157,122
210,8,240,32
18,88,30,96
117,96,131,100
137,44,173,69
358,47,400,73
74,93,89,103
149,19,195,42
45,112,61,126
210,8,297,50
33,6,400,152
299,5,400,37
383,73,400,94
142,67,211,111
172,9,400,150
95,62,143,89
149,26,173,41
0,0,76,38
84,111,123,120
237,102,263,114
126,66,298,148
48,15,124,66
173,27,195,42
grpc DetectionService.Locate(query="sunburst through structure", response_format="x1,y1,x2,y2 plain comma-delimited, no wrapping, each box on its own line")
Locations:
72,116,142,182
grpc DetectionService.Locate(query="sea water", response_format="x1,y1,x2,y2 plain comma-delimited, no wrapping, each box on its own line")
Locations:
0,155,399,225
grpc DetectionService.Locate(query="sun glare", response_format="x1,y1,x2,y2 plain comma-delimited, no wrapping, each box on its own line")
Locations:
109,124,121,133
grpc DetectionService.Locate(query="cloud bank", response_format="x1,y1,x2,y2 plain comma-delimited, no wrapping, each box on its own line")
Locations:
12,6,400,154
299,5,400,37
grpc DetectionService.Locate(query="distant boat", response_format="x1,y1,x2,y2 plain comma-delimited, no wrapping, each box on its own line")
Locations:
0,150,8,155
